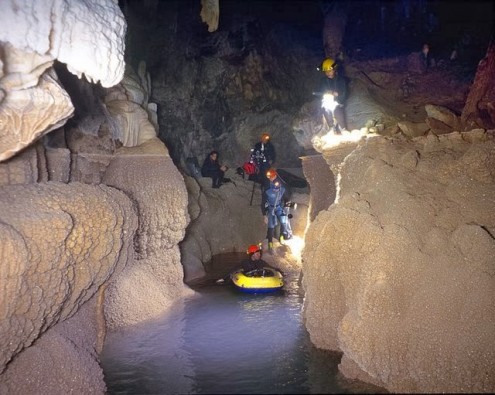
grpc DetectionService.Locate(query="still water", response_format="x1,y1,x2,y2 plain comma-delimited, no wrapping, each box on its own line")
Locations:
101,253,385,394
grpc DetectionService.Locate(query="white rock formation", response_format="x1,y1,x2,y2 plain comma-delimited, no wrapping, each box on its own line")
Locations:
0,68,74,162
201,0,220,32
102,138,194,329
0,0,126,87
0,0,127,162
104,62,158,147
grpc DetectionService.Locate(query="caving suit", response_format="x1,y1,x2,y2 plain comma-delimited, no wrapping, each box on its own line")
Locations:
320,71,348,131
250,141,276,188
262,177,290,244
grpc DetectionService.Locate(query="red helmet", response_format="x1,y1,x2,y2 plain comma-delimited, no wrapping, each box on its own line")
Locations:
266,168,277,180
247,244,262,255
243,162,256,175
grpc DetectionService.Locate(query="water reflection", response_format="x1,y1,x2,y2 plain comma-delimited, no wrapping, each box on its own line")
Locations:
102,300,195,394
102,254,386,394
181,280,310,394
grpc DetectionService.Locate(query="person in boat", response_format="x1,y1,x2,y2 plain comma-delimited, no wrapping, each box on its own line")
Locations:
262,168,291,254
241,244,270,274
216,244,279,284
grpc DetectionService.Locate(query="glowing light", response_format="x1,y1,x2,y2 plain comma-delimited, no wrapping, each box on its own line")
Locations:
312,128,369,151
321,93,338,112
284,235,305,263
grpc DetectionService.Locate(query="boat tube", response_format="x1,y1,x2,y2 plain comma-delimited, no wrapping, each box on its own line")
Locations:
231,267,284,294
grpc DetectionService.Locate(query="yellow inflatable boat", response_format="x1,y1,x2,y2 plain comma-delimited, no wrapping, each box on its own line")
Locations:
231,267,284,294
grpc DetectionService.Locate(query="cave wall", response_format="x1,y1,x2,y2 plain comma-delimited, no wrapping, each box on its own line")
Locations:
1,0,494,393
302,130,495,393
0,0,193,392
121,0,322,171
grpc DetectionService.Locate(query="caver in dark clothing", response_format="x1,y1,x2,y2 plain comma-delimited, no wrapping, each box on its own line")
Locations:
216,244,271,284
319,57,348,132
251,138,276,189
201,150,227,188
241,256,267,273
320,71,347,105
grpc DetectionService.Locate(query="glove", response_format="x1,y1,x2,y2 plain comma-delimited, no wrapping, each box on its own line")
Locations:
263,215,268,225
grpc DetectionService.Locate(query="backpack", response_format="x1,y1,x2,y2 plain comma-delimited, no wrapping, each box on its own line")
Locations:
242,162,257,175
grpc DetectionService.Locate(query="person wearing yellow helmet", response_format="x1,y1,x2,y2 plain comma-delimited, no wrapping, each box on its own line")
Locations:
319,57,348,133
321,57,337,72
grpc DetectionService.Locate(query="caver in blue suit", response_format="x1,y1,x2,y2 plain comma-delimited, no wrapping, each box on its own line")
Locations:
262,176,290,251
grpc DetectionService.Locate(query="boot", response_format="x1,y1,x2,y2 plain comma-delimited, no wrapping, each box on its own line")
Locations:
268,242,274,255
212,177,221,188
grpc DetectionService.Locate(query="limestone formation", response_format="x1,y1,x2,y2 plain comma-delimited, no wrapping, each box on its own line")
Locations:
0,0,126,162
102,138,194,329
104,62,158,147
0,182,137,373
200,0,220,32
0,0,126,88
302,130,495,393
0,299,107,394
0,67,74,162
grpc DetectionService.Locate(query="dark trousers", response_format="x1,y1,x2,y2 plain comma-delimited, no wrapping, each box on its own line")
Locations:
203,169,224,188
334,105,347,130
323,104,347,131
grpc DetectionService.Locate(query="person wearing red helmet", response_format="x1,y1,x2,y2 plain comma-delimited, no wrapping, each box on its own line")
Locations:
262,168,292,253
215,243,275,283
241,244,268,273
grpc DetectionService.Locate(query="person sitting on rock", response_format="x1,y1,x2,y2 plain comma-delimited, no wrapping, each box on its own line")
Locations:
201,150,228,188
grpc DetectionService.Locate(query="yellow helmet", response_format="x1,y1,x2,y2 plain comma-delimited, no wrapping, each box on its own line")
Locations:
321,58,336,72
261,133,270,142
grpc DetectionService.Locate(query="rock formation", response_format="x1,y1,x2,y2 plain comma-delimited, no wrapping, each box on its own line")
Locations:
102,138,194,329
0,0,126,162
0,0,192,393
1,0,493,393
104,61,158,147
302,130,495,393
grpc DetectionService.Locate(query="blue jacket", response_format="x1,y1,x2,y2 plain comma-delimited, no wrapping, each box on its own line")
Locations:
261,176,290,215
